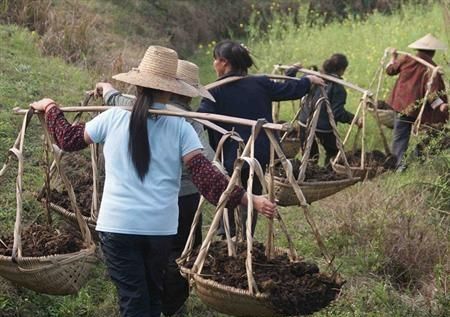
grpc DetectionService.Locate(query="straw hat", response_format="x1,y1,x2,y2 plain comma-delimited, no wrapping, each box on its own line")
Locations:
177,60,215,101
408,34,447,51
113,46,198,98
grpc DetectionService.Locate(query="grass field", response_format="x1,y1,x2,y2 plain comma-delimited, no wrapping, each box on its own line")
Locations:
0,3,449,317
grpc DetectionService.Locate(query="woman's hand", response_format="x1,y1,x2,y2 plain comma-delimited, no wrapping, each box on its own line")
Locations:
306,75,326,86
95,82,115,98
252,195,277,218
439,103,448,112
30,98,56,112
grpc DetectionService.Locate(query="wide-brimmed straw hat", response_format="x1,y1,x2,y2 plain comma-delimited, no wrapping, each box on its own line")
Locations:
408,34,447,51
113,46,198,98
177,60,215,101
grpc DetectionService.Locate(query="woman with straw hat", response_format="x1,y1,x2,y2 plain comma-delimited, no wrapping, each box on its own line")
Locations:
386,34,448,171
95,59,216,317
30,45,276,317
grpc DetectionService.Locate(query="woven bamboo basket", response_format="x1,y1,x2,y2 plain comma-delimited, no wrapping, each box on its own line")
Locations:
194,274,282,317
268,174,359,206
185,246,295,317
280,137,301,158
0,244,97,295
331,162,381,180
0,109,98,295
367,107,395,129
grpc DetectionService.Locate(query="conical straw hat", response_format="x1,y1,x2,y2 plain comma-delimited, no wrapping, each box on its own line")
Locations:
408,34,447,51
177,60,215,101
113,46,198,98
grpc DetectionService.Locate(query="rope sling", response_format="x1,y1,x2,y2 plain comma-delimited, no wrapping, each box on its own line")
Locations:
0,108,97,295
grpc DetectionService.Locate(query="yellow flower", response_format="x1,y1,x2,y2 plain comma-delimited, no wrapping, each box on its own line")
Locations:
198,44,203,49
239,23,244,28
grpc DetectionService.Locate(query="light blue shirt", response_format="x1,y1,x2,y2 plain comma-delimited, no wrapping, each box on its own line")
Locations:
85,105,203,235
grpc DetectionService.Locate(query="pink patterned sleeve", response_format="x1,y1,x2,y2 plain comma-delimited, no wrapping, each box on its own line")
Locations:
45,106,88,152
186,153,245,209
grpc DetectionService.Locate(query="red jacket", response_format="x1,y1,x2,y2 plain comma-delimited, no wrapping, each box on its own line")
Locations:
386,51,448,124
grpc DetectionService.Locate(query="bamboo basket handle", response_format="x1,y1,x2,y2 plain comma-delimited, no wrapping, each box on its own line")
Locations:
266,130,334,268
243,119,265,295
37,114,93,247
412,66,441,135
0,109,33,179
9,109,35,261
333,100,363,165
265,141,275,259
280,103,303,143
191,135,254,275
318,86,353,178
297,94,326,182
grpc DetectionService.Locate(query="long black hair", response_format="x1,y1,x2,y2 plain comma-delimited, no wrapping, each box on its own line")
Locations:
213,40,255,75
322,53,348,75
129,86,157,181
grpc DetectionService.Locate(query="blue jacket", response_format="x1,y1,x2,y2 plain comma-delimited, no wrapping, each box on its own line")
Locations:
198,73,311,173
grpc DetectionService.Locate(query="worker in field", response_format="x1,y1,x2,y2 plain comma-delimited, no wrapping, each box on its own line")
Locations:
286,54,363,167
95,59,216,317
198,39,325,238
386,34,448,171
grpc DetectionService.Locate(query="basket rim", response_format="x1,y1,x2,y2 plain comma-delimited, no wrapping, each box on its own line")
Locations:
193,273,271,299
270,174,360,186
0,239,96,262
331,161,377,171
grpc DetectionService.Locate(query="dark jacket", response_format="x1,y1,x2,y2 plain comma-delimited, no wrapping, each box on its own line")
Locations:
298,74,353,132
198,72,311,173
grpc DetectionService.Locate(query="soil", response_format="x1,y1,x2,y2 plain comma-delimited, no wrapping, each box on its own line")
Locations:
274,159,347,182
0,224,84,257
341,150,397,170
185,240,343,315
44,152,104,217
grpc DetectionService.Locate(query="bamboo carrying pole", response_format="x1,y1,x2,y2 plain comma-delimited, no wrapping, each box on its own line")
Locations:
272,65,373,96
13,107,288,132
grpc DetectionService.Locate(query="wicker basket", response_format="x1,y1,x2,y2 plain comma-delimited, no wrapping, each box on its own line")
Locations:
367,107,395,129
0,109,97,295
194,274,282,317
331,162,381,180
0,245,97,295
280,137,300,158
268,174,359,206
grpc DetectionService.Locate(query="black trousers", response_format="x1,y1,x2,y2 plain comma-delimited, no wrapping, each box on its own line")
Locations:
162,193,202,316
300,126,338,167
99,232,173,317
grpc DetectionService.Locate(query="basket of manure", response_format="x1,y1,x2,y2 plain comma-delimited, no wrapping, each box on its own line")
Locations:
332,150,396,179
186,241,344,317
267,159,359,206
0,109,97,295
